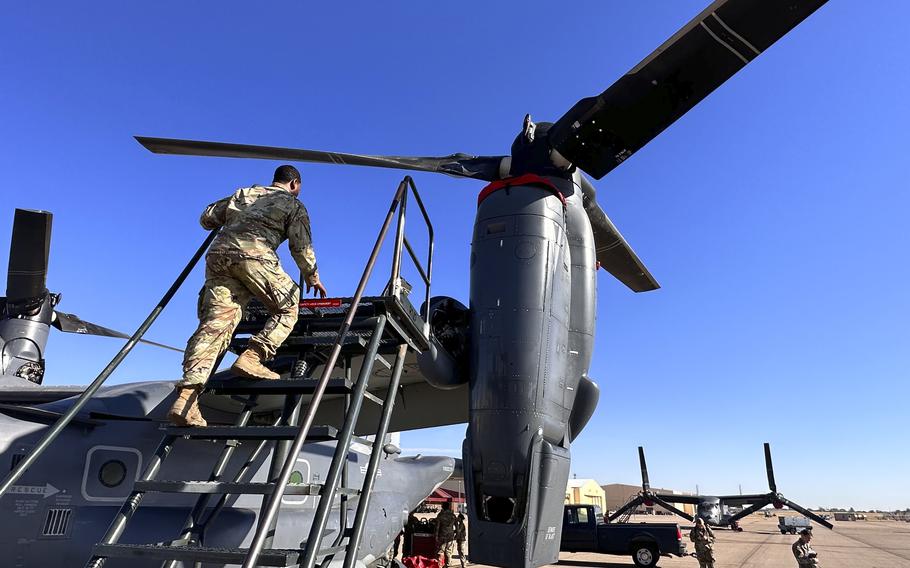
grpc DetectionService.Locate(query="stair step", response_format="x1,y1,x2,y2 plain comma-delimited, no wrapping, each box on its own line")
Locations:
204,377,353,395
134,480,359,496
92,544,300,566
165,425,338,441
373,353,392,370
362,390,384,406
319,544,348,556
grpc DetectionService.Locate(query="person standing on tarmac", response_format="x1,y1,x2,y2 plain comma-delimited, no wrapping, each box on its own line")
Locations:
435,501,458,568
454,512,467,568
689,517,716,568
169,165,327,427
792,528,820,567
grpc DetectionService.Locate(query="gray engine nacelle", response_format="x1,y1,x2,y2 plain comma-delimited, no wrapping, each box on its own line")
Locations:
417,296,470,390
0,295,54,384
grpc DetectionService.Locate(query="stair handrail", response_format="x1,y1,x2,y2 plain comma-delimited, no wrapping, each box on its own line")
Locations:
387,176,434,338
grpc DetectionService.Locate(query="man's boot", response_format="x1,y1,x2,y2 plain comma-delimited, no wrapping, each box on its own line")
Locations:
168,386,207,427
231,344,280,380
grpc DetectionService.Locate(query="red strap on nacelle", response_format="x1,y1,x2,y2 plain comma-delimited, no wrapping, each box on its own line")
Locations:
477,173,566,207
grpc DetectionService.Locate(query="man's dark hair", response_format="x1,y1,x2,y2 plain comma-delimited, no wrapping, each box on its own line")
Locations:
441,501,451,511
273,165,301,185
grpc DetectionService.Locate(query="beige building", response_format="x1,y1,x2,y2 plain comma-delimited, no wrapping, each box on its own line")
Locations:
602,483,697,517
565,478,606,508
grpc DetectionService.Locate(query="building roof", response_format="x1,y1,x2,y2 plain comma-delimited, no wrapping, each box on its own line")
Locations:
567,478,600,488
425,487,465,503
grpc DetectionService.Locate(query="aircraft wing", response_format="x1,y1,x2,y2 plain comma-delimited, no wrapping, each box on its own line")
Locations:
652,492,702,505
200,348,470,434
718,493,774,506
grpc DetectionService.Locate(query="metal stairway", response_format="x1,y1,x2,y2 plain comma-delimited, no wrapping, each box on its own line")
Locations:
83,176,434,568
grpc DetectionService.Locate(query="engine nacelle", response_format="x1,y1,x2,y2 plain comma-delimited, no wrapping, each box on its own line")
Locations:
416,296,470,390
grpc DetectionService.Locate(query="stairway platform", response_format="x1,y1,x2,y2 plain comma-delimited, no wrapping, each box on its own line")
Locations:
203,377,352,395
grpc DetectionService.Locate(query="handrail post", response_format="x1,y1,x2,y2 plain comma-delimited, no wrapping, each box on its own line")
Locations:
388,179,409,299
0,229,217,499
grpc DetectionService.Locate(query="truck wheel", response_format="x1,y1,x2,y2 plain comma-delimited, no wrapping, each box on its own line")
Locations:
632,545,659,567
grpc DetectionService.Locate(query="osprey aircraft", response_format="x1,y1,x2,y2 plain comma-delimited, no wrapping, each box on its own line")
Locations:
610,445,834,531
0,1,833,567
0,208,456,567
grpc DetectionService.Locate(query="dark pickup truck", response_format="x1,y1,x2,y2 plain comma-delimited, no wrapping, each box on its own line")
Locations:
561,504,687,567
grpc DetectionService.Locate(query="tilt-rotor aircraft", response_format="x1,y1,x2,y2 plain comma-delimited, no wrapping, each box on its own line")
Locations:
611,445,834,531
0,1,832,567
0,209,456,568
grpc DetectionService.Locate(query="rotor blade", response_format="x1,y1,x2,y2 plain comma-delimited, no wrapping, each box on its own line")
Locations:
135,136,504,181
580,176,658,292
638,446,651,491
6,209,52,302
650,494,695,522
608,495,645,522
777,496,834,529
764,442,777,493
726,497,772,524
52,311,184,353
548,0,829,179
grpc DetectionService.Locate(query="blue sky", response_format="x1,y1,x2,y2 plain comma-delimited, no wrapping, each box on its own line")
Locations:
2,2,907,511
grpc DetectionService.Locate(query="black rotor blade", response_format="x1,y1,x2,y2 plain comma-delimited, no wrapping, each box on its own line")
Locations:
650,494,696,522
608,495,645,522
135,136,504,182
638,446,651,491
726,496,772,524
764,442,777,493
53,311,183,353
549,0,829,179
580,177,658,292
6,209,52,302
777,496,834,530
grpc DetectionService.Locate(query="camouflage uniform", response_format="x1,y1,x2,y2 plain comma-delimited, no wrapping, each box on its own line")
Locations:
792,539,819,567
455,513,467,567
435,508,458,568
180,185,318,386
689,524,716,568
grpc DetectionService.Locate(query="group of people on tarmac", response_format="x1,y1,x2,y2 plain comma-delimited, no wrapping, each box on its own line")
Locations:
690,517,820,568
394,501,467,568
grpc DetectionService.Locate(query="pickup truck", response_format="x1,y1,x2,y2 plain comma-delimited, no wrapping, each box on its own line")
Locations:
561,504,688,567
779,516,812,534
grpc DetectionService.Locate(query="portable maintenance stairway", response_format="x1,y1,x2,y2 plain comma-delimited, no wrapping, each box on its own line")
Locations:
77,176,434,567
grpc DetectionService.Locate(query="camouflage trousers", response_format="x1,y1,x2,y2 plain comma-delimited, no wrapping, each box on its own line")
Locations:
437,539,456,567
695,544,715,568
180,255,299,386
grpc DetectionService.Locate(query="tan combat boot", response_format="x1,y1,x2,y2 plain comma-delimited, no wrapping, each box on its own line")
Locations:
231,344,280,380
168,386,208,427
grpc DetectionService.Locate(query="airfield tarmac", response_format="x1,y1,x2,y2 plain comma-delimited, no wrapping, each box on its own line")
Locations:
466,514,910,568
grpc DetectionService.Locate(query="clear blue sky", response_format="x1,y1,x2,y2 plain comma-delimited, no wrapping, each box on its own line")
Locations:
2,2,907,511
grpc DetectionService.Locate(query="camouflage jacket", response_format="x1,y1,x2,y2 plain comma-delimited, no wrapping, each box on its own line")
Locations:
792,540,818,566
455,515,466,541
201,185,318,279
689,526,715,549
435,509,457,541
